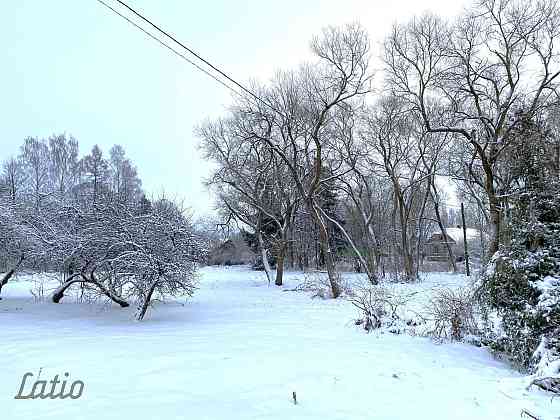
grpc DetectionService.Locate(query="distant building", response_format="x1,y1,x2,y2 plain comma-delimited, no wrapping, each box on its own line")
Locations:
425,227,480,261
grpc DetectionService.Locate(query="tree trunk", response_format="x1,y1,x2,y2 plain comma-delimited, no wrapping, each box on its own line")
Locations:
90,275,130,308
310,201,341,298
0,254,25,298
461,203,471,277
52,274,84,303
274,231,289,286
413,179,432,279
365,220,381,274
366,221,382,277
52,273,129,307
258,230,272,284
322,207,377,285
398,202,416,281
256,214,272,285
402,250,415,281
275,250,285,286
137,281,158,320
481,147,500,257
488,194,500,257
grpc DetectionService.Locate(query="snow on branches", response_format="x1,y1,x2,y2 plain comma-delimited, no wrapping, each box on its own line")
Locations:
44,199,205,319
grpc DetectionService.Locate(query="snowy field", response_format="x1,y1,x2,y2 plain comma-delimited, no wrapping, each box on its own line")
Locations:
1,266,558,420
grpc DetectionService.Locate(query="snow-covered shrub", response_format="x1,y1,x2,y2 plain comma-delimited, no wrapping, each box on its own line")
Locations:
479,180,560,381
426,287,478,340
294,271,353,299
350,285,414,332
528,336,560,393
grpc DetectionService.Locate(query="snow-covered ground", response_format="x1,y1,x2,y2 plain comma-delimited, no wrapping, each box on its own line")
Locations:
1,266,558,420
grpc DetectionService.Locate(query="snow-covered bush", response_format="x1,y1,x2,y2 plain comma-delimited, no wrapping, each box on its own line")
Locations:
479,180,560,382
426,287,478,340
350,285,416,332
294,271,353,299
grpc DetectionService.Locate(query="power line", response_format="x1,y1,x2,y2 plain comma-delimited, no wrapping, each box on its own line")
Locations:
95,0,242,97
98,0,281,115
114,0,272,110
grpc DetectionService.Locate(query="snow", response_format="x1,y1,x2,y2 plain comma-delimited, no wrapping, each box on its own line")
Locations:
1,266,558,420
531,275,560,314
437,227,480,243
534,337,560,379
533,276,560,293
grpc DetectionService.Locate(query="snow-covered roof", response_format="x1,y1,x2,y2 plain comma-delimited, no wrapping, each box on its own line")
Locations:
437,227,480,243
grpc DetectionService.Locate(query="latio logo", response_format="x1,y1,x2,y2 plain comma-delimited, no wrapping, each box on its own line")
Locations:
14,369,85,400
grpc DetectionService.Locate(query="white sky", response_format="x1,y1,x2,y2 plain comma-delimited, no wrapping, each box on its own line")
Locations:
1,0,466,216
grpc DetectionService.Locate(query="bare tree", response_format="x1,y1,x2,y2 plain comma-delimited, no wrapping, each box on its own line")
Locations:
42,198,203,320
1,157,25,202
48,133,79,197
325,107,380,283
199,113,298,286
232,23,373,296
20,137,49,210
417,131,458,272
0,199,27,296
361,97,432,280
80,145,110,205
130,199,202,320
109,145,142,204
384,0,560,255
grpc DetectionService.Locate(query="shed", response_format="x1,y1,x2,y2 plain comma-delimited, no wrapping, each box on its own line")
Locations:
425,227,479,261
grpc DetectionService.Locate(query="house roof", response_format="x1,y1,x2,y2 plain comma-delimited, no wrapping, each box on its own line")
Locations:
431,227,480,243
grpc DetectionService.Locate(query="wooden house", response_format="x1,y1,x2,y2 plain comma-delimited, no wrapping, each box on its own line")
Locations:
425,227,480,261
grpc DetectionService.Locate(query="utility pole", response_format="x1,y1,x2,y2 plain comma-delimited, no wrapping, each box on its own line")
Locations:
461,202,470,276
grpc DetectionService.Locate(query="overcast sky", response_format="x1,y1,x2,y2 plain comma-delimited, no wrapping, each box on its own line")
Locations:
2,0,466,216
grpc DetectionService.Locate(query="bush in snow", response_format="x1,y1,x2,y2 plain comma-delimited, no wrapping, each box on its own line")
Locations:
479,179,560,384
292,271,353,299
350,285,417,332
476,113,560,390
426,287,478,340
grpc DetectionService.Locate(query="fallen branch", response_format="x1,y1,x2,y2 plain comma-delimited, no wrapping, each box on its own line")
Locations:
527,377,560,395
520,408,541,419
